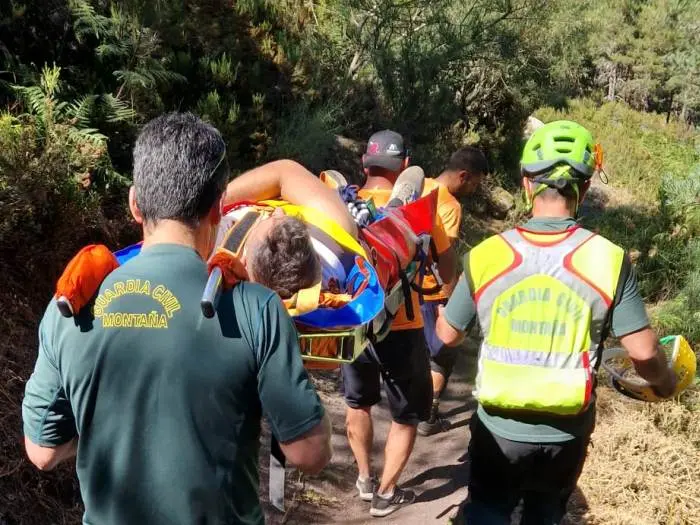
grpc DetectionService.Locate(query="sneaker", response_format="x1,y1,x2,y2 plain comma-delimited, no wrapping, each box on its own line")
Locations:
356,475,378,502
417,415,450,436
386,166,425,208
320,169,349,190
370,487,416,517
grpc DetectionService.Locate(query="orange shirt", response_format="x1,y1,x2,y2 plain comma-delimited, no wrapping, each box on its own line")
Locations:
421,178,462,302
359,183,452,330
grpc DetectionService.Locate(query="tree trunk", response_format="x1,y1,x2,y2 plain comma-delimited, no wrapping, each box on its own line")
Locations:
666,93,674,124
607,66,616,101
348,51,362,78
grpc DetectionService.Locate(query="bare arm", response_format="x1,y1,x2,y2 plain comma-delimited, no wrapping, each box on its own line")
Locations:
439,236,461,297
437,246,457,287
619,326,676,397
224,160,357,238
278,412,332,475
436,304,465,347
441,276,458,297
24,436,77,471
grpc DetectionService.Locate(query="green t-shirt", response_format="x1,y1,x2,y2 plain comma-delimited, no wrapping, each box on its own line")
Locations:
22,244,324,525
443,217,649,443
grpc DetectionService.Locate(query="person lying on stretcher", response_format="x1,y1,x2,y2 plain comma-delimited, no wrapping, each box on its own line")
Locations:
221,159,451,303
55,159,447,337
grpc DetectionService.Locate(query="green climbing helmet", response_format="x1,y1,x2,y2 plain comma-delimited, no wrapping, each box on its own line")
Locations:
521,120,596,189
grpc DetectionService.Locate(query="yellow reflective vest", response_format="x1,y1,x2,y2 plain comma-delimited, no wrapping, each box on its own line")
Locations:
468,225,625,416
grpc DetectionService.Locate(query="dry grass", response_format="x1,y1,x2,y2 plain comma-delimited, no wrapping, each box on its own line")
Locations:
567,385,700,525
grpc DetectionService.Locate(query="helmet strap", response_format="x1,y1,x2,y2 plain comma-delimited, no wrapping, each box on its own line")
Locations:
525,177,582,216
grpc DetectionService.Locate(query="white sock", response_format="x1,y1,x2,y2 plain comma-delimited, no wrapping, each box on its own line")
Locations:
377,488,395,499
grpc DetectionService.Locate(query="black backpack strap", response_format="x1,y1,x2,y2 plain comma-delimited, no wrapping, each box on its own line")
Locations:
594,253,632,372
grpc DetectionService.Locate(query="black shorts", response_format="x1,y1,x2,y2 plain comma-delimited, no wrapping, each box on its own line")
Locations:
341,329,432,425
421,301,459,378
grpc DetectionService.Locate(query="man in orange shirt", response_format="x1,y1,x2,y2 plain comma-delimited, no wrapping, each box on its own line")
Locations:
342,130,457,517
417,147,488,436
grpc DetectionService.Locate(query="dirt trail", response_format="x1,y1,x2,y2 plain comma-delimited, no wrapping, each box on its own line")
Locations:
260,345,479,525
259,180,627,525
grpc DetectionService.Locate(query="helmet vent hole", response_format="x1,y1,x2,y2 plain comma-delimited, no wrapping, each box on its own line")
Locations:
554,136,575,143
555,147,572,153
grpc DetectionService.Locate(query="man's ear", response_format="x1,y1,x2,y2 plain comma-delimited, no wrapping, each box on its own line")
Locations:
458,170,468,182
129,186,144,225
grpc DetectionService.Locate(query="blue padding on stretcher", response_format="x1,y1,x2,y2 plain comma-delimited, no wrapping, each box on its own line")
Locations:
295,259,384,329
112,242,384,329
114,243,142,265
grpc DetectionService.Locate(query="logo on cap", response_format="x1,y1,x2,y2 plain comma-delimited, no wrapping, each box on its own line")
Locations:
367,142,380,155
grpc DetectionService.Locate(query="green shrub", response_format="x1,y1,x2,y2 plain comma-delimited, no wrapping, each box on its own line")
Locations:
651,167,700,342
265,102,343,174
535,100,699,203
0,113,132,302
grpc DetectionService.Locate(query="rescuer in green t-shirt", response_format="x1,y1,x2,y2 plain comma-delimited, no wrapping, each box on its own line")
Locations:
22,112,332,525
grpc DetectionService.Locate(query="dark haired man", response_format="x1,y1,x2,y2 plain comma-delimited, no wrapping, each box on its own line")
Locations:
22,112,331,525
221,159,358,299
417,146,488,436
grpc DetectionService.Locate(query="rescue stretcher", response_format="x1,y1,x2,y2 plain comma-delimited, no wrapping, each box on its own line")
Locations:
55,188,441,370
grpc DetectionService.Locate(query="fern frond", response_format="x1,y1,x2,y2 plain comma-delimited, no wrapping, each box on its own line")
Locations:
67,126,107,146
53,101,69,119
96,41,130,60
144,65,187,85
67,95,99,127
102,94,135,123
114,69,154,89
69,0,111,41
13,85,47,119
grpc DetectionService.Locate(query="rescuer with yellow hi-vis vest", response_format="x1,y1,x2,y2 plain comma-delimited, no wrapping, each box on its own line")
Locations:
436,120,677,525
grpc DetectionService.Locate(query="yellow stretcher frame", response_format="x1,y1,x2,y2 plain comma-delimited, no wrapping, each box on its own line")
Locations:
297,325,370,367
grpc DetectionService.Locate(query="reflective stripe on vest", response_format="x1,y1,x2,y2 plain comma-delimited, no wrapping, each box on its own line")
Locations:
471,226,624,416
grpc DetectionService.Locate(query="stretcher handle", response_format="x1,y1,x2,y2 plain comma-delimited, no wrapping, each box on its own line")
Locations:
201,266,223,318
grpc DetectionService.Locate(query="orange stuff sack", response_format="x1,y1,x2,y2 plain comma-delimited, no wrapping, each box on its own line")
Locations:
55,244,120,314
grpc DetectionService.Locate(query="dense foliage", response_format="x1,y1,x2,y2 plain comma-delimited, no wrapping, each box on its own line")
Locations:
3,0,698,177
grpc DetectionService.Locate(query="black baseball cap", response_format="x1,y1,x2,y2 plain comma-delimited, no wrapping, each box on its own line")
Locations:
363,130,407,172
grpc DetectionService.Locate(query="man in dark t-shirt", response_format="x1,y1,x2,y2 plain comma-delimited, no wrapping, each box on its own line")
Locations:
22,112,331,525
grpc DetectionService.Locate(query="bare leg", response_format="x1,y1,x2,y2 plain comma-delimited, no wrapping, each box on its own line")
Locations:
431,370,447,399
346,406,373,479
377,421,417,494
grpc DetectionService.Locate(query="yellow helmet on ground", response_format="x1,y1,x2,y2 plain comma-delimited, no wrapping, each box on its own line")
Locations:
601,335,697,402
